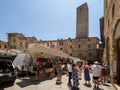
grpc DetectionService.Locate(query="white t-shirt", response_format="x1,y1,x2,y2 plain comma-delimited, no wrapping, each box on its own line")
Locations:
67,64,72,72
92,65,101,77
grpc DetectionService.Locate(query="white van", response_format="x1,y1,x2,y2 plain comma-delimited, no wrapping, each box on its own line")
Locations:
13,53,34,76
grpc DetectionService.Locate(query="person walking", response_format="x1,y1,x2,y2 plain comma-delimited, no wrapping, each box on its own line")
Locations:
72,63,79,90
67,62,72,87
105,62,110,82
83,61,91,86
56,63,62,85
77,65,82,80
37,63,43,75
100,63,108,84
92,61,101,88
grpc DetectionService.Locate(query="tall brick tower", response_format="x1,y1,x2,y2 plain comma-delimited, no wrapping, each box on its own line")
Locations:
76,2,89,39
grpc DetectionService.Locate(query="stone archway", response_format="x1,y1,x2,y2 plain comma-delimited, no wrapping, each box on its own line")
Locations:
114,20,120,83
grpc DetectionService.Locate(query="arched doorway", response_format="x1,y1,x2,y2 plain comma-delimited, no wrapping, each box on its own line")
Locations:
114,20,120,84
106,38,110,78
116,40,120,83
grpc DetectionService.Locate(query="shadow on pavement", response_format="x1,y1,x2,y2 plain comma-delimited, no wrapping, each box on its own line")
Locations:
83,83,92,88
16,74,53,88
102,83,111,87
93,87,104,90
16,79,39,88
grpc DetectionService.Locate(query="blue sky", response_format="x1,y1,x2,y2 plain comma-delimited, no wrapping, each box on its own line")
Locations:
0,0,104,41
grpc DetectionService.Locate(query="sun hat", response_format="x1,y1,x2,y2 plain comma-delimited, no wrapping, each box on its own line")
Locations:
94,61,99,64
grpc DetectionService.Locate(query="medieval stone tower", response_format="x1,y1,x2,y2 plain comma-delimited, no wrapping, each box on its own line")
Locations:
76,2,89,38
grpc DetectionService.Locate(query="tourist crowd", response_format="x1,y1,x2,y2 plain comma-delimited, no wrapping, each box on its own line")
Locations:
36,58,109,90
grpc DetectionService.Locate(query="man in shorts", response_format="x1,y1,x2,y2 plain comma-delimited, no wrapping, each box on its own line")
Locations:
92,61,101,88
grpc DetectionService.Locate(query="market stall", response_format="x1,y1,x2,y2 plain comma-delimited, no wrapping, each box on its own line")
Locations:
27,43,68,79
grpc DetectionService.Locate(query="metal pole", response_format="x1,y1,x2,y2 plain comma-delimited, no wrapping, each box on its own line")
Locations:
36,63,38,80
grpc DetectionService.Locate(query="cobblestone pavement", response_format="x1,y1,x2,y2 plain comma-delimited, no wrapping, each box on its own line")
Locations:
1,73,116,90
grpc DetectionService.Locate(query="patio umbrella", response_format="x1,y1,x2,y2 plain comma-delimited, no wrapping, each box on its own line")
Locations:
52,50,69,58
28,43,56,58
28,43,69,58
69,56,83,63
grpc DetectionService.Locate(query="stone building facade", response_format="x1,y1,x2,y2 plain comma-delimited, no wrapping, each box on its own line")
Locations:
0,40,8,51
76,2,88,39
0,32,100,63
7,33,37,51
104,0,120,84
36,37,99,63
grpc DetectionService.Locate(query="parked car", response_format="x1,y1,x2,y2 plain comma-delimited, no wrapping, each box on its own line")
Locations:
0,55,17,85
